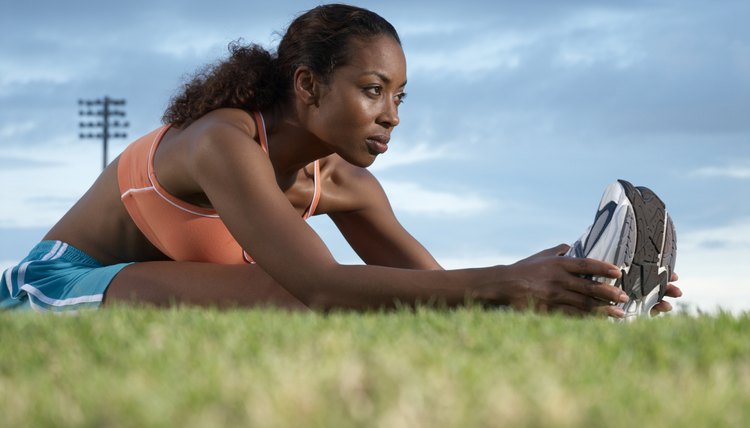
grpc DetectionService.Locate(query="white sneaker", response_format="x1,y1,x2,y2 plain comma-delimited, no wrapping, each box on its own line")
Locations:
567,179,676,320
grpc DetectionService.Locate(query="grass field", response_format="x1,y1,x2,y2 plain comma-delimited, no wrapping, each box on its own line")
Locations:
2,306,749,427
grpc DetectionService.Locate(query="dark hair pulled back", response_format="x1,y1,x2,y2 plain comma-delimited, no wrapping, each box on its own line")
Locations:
162,4,400,127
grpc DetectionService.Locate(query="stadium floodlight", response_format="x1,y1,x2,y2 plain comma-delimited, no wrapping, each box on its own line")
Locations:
77,96,130,170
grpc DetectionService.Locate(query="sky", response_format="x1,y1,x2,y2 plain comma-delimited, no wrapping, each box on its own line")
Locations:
1,0,749,314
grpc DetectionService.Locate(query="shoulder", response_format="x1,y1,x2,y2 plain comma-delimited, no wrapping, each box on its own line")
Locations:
171,108,272,186
318,155,389,213
186,108,260,145
323,155,374,183
179,108,266,163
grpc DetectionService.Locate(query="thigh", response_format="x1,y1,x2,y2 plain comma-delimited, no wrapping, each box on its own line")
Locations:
104,261,308,310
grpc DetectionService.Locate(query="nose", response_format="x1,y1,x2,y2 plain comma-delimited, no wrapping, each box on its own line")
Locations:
377,98,400,129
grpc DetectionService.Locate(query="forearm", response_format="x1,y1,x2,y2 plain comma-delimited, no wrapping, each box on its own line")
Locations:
265,244,630,317
294,263,503,311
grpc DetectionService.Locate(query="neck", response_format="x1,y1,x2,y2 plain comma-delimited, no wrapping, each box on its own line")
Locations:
260,105,332,179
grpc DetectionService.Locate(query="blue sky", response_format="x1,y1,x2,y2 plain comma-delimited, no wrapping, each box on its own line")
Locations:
1,0,749,313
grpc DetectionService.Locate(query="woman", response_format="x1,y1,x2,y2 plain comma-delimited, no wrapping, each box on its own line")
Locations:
1,4,679,314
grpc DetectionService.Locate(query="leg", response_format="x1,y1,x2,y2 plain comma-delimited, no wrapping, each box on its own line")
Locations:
104,261,309,310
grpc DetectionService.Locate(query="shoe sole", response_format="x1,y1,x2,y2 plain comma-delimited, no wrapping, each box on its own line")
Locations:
616,180,676,318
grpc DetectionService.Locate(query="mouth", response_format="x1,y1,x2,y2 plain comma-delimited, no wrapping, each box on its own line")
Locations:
365,135,390,155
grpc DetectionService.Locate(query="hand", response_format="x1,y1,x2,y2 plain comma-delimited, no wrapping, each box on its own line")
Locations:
650,272,683,316
487,244,629,318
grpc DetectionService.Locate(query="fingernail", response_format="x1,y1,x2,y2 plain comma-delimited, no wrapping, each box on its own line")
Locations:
619,293,629,303
613,308,626,318
609,268,621,278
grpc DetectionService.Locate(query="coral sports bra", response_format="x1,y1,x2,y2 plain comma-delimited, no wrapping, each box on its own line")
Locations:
117,111,321,264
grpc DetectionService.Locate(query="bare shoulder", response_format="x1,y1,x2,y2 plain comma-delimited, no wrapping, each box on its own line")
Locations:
318,155,388,213
323,154,374,183
181,109,268,171
187,108,260,149
154,108,269,197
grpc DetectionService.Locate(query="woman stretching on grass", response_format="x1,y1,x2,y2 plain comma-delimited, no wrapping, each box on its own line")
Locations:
2,4,680,315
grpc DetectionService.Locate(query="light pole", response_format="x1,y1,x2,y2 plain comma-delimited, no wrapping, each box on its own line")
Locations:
78,97,129,170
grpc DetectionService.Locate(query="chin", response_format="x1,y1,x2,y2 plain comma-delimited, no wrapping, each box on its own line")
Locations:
353,157,377,169
341,151,378,168
361,152,380,168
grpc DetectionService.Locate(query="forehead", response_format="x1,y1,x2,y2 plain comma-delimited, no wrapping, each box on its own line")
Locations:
337,35,406,82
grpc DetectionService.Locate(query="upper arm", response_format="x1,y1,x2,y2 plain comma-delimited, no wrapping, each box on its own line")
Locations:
326,162,442,270
189,121,338,287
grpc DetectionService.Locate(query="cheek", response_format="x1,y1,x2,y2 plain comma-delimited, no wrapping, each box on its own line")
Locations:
324,98,371,132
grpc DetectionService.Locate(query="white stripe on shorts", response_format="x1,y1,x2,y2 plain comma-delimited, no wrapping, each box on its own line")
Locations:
42,241,63,261
21,284,103,307
17,241,65,295
15,241,103,309
4,267,12,295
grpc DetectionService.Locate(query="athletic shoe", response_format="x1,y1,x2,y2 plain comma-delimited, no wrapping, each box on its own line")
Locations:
566,179,676,320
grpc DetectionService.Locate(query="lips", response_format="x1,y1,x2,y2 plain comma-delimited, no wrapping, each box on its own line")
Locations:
365,135,390,155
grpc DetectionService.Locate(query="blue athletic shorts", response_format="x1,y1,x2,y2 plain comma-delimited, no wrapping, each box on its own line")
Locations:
1,240,131,312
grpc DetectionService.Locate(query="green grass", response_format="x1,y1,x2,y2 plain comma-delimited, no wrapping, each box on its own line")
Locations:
2,307,749,427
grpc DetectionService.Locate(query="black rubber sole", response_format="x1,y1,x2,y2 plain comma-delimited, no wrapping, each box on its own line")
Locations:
616,179,673,302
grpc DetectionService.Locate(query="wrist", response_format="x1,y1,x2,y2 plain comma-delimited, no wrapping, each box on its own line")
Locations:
466,265,516,307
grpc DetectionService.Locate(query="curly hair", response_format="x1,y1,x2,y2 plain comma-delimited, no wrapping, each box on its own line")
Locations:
162,4,400,127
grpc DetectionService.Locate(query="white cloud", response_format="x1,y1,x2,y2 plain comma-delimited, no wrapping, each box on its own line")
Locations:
0,121,37,139
0,62,73,88
555,37,645,69
406,32,530,77
551,8,647,69
369,142,451,172
0,142,101,228
395,21,466,37
437,253,519,270
692,161,750,179
151,31,229,59
680,218,750,250
148,22,276,60
380,180,491,216
559,7,642,34
673,218,750,314
0,50,105,92
405,8,650,77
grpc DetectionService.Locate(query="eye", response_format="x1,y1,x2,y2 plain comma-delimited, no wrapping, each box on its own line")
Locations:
395,92,407,105
364,86,383,97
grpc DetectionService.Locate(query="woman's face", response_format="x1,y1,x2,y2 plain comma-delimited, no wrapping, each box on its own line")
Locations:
310,35,407,167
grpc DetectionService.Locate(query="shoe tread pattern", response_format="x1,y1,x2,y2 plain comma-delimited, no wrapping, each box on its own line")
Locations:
638,186,677,301
617,180,668,300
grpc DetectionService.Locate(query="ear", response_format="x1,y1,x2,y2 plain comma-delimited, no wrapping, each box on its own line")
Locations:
293,66,320,107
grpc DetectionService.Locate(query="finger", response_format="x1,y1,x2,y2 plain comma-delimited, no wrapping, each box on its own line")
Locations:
671,272,679,282
650,300,673,316
563,257,621,279
552,244,571,257
533,243,571,258
594,304,626,319
564,278,629,305
664,283,683,298
555,287,625,314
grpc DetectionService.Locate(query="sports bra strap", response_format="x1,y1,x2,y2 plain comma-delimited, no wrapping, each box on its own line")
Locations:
252,111,269,153
303,160,321,219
